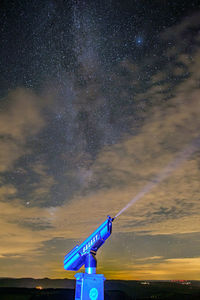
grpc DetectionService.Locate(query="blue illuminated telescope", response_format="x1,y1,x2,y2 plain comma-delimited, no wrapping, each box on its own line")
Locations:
64,215,114,272
64,216,115,300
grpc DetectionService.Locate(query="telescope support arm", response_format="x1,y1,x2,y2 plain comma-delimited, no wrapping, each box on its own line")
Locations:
85,252,97,274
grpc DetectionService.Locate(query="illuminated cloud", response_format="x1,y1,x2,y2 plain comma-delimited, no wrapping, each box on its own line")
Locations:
0,88,45,172
118,257,200,280
102,257,200,280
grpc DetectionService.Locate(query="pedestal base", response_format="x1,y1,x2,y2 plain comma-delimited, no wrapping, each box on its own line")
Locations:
75,273,106,300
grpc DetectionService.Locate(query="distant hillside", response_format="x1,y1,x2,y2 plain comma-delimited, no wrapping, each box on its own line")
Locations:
0,278,75,289
0,288,131,300
0,278,200,299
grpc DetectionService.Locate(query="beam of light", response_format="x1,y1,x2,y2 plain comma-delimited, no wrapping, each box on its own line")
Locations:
114,136,200,219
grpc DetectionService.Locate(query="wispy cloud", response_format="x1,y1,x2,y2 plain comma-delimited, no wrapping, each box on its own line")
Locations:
0,88,45,172
137,256,164,262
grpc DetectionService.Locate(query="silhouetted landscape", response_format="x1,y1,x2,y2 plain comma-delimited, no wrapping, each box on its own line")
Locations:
0,278,200,299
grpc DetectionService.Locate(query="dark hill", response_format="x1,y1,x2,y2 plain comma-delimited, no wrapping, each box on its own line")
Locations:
0,278,200,300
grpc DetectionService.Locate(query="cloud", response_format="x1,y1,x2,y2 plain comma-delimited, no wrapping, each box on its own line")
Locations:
0,184,17,199
162,11,200,42
102,257,200,280
30,162,56,205
0,88,45,172
132,257,200,280
0,201,49,257
0,139,26,172
137,256,164,261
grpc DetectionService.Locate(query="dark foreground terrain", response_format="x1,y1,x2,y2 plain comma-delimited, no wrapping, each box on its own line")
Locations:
0,280,200,300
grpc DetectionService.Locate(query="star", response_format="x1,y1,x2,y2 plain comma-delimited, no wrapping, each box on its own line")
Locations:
136,37,143,45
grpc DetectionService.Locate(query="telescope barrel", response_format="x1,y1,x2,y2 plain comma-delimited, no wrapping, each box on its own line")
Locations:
64,216,113,271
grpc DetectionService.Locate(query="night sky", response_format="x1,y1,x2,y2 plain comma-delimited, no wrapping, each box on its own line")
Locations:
0,0,200,280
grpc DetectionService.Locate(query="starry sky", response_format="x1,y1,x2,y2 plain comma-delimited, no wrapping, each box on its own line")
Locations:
0,0,200,280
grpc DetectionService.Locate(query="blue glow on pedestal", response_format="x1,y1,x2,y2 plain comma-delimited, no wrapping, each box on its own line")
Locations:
75,273,105,300
89,288,98,300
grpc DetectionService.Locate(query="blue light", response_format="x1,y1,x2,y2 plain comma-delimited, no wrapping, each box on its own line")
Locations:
75,273,105,300
89,287,98,300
